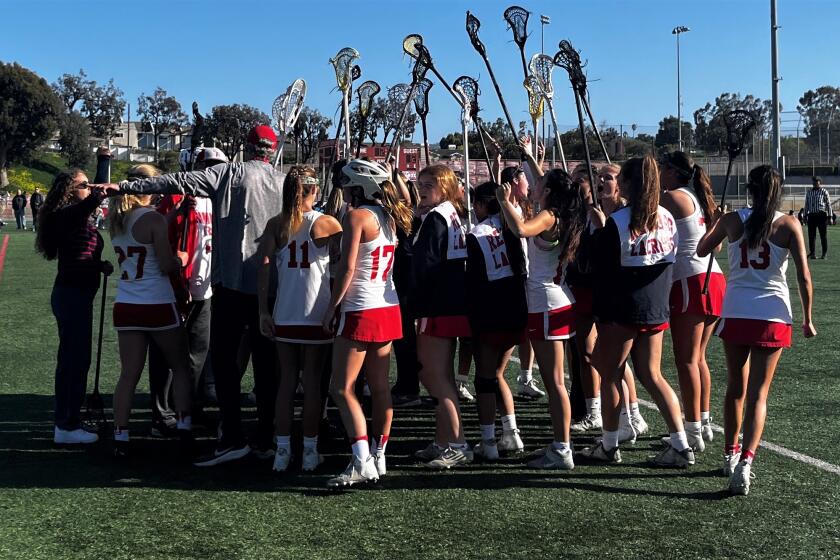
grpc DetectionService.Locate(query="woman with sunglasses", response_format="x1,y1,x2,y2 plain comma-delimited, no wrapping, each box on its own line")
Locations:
36,149,113,444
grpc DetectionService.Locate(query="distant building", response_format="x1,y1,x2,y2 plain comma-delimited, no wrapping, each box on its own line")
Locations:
318,140,424,180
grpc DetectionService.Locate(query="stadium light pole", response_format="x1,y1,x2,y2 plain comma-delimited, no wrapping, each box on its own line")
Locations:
541,14,551,162
770,0,783,176
672,25,690,152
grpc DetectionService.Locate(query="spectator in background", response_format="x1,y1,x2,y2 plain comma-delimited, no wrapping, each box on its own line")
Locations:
12,189,27,229
30,188,44,232
805,176,830,259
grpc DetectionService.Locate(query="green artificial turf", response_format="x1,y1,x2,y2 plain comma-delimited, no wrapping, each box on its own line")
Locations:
0,227,838,560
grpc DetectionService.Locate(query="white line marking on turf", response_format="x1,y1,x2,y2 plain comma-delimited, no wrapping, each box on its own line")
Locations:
509,356,840,476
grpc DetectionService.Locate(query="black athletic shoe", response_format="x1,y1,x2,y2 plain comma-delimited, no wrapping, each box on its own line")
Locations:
193,443,251,467
150,419,177,438
392,393,422,408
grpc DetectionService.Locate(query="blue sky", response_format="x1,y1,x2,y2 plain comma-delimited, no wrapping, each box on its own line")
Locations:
3,0,839,142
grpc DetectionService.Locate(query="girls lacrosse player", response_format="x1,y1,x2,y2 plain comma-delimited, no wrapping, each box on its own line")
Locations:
698,165,815,495
660,152,725,451
258,166,342,473
322,159,412,487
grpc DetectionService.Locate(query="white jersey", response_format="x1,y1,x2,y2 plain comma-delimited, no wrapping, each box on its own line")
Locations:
112,207,175,305
721,209,792,323
273,210,332,328
428,200,468,259
470,214,514,281
342,205,399,312
672,188,722,281
610,205,677,267
526,235,575,313
188,198,213,300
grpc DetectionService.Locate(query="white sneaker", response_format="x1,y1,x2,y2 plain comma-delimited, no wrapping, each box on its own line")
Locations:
425,446,471,469
688,430,706,453
327,456,379,488
570,413,602,433
729,460,754,496
474,439,500,461
374,452,387,476
517,377,545,398
631,411,649,435
54,426,98,444
702,417,715,442
272,447,292,472
414,442,443,461
498,429,525,454
579,441,621,463
723,452,741,477
456,382,475,402
652,443,695,468
618,414,638,444
527,446,574,470
301,447,323,472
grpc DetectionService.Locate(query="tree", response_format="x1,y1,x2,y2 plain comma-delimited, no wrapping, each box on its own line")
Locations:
0,63,63,187
693,93,771,154
52,69,91,112
136,87,188,152
439,132,464,149
655,115,693,149
797,86,840,158
53,70,126,140
57,111,92,167
296,107,332,163
204,104,270,161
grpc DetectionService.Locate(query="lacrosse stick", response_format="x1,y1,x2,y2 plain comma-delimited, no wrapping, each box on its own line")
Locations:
272,79,307,169
386,83,413,158
503,5,531,81
413,78,434,166
403,35,462,107
554,43,598,207
702,109,757,294
330,47,360,159
454,84,473,232
453,75,494,178
356,80,381,157
529,54,568,172
466,11,518,140
523,74,544,151
388,49,430,156
83,270,110,431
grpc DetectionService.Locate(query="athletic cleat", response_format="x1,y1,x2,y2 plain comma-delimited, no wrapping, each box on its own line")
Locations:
618,415,638,444
723,452,741,477
301,447,324,472
652,443,695,468
193,443,251,467
527,446,575,470
425,447,471,469
579,442,621,463
414,442,444,461
659,431,705,453
392,394,422,408
728,460,754,496
54,426,98,445
570,413,602,433
272,447,292,472
457,382,475,402
631,411,649,435
149,419,177,438
498,429,525,454
702,417,715,443
517,377,546,398
474,439,500,461
327,456,379,488
374,452,387,476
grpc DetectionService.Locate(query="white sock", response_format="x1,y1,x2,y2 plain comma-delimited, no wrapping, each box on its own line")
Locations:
701,411,711,422
303,436,318,450
114,428,129,442
480,424,496,440
351,438,370,461
552,441,570,452
685,421,702,434
670,431,690,452
619,411,633,428
519,369,533,383
630,402,640,416
501,414,518,432
602,430,619,451
586,397,601,416
176,416,192,431
275,435,291,450
374,435,389,454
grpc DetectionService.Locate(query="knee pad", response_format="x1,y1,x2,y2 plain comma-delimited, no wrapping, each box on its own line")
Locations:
473,376,499,395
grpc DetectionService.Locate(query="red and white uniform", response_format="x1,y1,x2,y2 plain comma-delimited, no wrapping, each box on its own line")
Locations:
669,188,725,316
611,206,678,267
337,205,402,343
526,235,576,340
188,198,213,301
112,207,179,331
717,209,792,348
273,210,333,344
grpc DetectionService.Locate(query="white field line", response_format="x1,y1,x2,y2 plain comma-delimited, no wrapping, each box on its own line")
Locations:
508,355,840,476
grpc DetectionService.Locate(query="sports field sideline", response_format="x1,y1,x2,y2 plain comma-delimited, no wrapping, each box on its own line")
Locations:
0,226,838,560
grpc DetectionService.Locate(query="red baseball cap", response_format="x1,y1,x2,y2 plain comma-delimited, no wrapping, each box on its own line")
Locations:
247,125,278,149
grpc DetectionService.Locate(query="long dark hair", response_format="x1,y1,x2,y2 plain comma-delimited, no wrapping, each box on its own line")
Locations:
542,169,586,267
35,169,85,260
745,165,783,249
621,155,660,235
474,181,501,215
662,151,716,225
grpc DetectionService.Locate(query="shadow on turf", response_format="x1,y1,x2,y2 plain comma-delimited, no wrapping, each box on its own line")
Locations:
0,393,728,500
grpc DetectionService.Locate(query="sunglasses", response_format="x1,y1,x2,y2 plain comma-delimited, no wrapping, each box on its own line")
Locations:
74,181,91,190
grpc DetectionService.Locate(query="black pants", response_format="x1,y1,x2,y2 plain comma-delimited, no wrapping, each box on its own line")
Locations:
31,208,39,231
211,287,277,448
51,283,98,430
808,212,828,257
148,297,212,422
391,298,419,395
14,209,25,229
566,337,587,420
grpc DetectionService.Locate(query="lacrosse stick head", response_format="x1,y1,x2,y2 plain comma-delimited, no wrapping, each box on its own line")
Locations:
411,48,431,84
554,40,587,91
330,47,360,92
453,76,480,121
454,83,472,124
503,5,530,48
529,54,555,100
352,65,361,82
466,11,486,56
271,94,288,132
723,110,758,159
402,34,424,60
413,78,433,118
284,79,306,131
356,80,381,119
523,75,544,121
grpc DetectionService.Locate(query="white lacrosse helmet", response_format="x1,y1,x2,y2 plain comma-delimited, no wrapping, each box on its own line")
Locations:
340,159,390,199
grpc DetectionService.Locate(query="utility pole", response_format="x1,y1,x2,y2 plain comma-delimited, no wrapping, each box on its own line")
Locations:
672,26,690,151
771,0,783,176
541,14,550,157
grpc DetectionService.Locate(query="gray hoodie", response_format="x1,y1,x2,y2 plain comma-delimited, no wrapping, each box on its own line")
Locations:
120,159,284,294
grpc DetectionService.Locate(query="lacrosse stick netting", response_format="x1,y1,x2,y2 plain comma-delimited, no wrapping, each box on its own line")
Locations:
503,5,530,79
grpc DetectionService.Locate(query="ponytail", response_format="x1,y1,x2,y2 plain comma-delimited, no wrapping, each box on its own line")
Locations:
690,164,717,227
622,155,660,235
108,194,151,236
378,179,413,234
542,169,586,267
279,165,318,244
744,165,782,248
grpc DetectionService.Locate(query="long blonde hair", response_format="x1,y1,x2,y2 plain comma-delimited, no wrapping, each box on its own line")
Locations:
621,155,660,235
108,164,160,236
279,165,318,243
